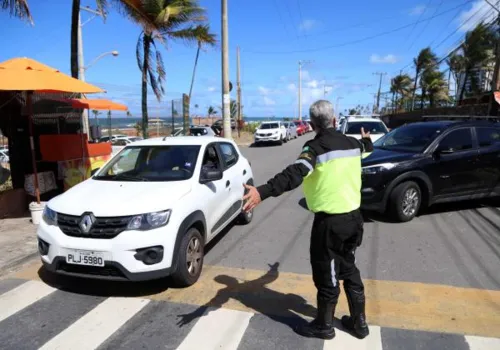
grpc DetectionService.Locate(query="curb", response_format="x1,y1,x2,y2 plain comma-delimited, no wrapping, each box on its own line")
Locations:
0,251,39,277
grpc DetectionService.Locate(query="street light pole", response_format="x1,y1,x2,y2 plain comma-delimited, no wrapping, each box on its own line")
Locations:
221,0,232,139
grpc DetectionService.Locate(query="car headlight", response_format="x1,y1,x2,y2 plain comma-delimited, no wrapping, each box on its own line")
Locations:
42,206,58,226
127,210,171,230
362,163,396,175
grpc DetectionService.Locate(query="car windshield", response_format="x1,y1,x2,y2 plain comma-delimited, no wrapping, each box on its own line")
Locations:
346,121,387,134
93,145,201,182
294,121,302,126
374,124,447,152
260,123,279,129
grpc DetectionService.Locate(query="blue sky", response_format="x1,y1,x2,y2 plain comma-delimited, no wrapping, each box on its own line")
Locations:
1,0,498,118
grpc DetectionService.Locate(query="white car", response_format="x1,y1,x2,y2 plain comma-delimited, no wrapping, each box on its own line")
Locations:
254,121,287,145
339,116,389,142
283,122,298,141
37,136,254,286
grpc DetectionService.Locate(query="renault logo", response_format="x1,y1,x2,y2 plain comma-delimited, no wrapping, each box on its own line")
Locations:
79,213,95,234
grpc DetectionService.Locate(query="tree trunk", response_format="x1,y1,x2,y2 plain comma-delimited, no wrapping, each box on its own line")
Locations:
188,42,201,101
391,91,396,114
420,88,426,109
141,35,151,139
411,67,419,111
70,0,80,78
458,71,468,105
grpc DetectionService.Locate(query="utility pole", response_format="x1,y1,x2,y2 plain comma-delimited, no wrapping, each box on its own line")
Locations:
236,46,242,138
373,72,387,113
221,0,231,139
298,60,312,120
323,84,332,97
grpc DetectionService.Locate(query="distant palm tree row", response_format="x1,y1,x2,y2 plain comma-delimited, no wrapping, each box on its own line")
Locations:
5,0,217,138
389,21,497,113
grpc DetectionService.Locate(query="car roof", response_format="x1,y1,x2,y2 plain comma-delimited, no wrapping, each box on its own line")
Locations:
261,120,280,124
346,116,382,122
129,136,233,147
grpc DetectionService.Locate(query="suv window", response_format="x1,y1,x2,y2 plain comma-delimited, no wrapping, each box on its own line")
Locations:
219,143,238,168
439,129,473,152
476,127,500,148
202,145,221,170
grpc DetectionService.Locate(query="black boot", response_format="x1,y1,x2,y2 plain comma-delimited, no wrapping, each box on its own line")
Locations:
341,287,369,339
294,299,336,339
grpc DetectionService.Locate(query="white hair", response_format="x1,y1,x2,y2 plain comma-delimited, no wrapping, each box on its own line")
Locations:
309,100,334,130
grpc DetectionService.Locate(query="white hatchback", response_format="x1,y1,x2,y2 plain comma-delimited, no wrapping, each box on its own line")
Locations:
339,116,389,142
37,136,254,286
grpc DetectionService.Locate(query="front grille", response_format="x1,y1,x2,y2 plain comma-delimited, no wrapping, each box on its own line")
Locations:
57,262,126,279
57,213,132,239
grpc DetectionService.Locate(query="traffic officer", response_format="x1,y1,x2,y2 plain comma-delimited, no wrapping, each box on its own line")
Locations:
242,100,373,340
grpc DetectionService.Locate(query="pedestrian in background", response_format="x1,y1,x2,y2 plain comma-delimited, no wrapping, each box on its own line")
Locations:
242,99,373,340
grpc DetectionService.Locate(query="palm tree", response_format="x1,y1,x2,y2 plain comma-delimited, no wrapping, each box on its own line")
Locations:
188,32,217,100
207,105,216,117
420,69,449,108
91,109,101,126
390,74,413,111
455,22,496,103
412,47,438,109
2,0,33,24
70,0,108,78
446,53,465,104
117,0,216,138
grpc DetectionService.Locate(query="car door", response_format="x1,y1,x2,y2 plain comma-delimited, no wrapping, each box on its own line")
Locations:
426,128,481,197
198,143,228,236
214,142,242,230
475,126,500,194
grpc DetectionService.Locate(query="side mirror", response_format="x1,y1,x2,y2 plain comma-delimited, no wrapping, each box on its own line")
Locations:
200,167,223,184
91,168,100,176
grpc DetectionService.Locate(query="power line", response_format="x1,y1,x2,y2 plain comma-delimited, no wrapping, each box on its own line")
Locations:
408,0,445,50
243,1,474,55
405,0,434,49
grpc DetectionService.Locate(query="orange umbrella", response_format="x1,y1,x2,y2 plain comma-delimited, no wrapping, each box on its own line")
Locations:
55,98,128,111
0,57,105,203
0,58,104,93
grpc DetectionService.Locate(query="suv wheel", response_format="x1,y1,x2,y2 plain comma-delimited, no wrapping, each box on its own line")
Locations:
278,136,284,145
389,181,421,222
171,227,204,287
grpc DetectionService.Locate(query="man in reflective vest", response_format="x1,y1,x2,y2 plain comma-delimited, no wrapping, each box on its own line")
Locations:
242,100,373,340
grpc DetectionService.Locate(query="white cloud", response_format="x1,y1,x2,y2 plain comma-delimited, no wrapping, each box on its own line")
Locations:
299,19,319,32
263,96,276,106
258,86,271,95
409,5,426,16
457,0,498,32
370,54,398,64
207,86,216,92
307,80,320,88
287,83,296,91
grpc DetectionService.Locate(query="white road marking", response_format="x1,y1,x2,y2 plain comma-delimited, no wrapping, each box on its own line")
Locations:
323,325,383,350
0,280,56,323
176,308,253,350
465,335,500,350
39,297,149,350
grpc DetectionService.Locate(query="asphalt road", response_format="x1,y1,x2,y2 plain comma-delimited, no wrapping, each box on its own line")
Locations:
205,134,500,291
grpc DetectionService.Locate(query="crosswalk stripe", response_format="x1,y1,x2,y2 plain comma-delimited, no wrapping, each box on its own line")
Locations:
39,297,149,350
465,335,500,350
176,308,254,350
0,280,56,323
323,326,382,350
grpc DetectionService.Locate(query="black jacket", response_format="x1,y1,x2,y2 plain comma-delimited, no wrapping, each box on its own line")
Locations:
257,128,373,200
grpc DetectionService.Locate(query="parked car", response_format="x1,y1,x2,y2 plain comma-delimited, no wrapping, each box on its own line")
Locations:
37,136,254,286
303,120,313,133
294,120,307,136
99,134,129,143
189,126,217,137
254,121,287,145
340,116,389,142
283,122,298,141
361,121,500,222
212,118,236,130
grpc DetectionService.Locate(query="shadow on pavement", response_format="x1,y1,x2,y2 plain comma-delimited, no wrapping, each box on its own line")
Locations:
176,262,316,330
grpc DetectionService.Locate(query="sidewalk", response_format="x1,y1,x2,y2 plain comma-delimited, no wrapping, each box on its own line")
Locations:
0,217,38,276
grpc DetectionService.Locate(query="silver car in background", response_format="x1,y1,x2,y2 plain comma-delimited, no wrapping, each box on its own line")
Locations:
283,122,298,141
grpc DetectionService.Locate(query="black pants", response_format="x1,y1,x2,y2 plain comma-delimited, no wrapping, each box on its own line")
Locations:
310,209,365,304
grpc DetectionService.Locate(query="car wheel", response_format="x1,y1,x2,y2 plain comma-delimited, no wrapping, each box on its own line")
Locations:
171,227,204,287
389,181,421,222
237,207,253,224
278,136,284,145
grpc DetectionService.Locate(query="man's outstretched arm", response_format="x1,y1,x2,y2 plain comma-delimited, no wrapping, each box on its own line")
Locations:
243,144,316,211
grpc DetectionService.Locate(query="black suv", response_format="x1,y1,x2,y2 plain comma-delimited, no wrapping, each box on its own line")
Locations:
361,120,500,222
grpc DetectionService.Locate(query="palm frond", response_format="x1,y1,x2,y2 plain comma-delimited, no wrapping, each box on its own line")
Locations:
2,0,33,24
166,24,217,47
136,32,145,71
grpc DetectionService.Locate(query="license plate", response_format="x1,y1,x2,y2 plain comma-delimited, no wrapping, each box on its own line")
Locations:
66,250,105,267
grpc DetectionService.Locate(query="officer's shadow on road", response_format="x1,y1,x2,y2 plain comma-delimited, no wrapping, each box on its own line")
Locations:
176,262,316,330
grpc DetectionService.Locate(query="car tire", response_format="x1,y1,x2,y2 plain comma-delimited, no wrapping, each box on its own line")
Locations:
171,227,204,287
237,208,253,224
389,181,421,222
278,136,284,145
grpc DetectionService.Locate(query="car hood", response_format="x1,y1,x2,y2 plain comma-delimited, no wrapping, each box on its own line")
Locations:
48,179,192,216
346,134,384,142
362,147,420,167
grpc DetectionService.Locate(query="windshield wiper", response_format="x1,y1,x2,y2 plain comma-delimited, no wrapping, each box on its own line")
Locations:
113,173,149,181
